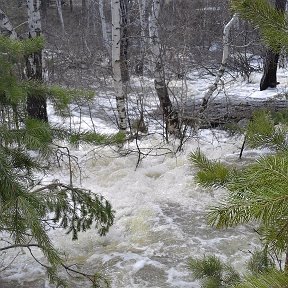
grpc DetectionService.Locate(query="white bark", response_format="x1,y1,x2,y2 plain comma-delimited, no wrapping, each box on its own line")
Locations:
26,0,43,81
136,0,147,72
56,0,65,32
149,0,178,133
99,0,111,55
120,0,129,82
138,0,147,39
201,13,239,111
26,0,47,121
149,0,161,76
26,0,42,38
0,9,17,39
111,0,127,131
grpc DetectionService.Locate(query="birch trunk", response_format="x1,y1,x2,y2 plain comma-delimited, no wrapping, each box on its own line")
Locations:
98,0,111,55
40,0,48,19
56,0,65,32
26,0,48,122
135,0,147,75
201,13,239,112
120,0,129,82
112,0,127,131
0,8,18,39
150,0,179,135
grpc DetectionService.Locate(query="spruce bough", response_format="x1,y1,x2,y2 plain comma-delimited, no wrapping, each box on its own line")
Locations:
0,35,118,287
190,110,288,286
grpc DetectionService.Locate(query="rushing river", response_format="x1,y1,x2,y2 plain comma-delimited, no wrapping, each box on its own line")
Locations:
0,130,262,287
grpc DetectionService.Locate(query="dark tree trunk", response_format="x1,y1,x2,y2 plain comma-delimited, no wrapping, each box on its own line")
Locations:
27,93,48,122
120,0,130,83
154,62,179,135
26,50,48,122
260,50,280,91
260,0,286,91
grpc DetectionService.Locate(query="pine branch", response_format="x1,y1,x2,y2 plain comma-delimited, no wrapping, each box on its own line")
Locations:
32,182,115,238
231,0,288,51
207,151,288,252
245,110,287,150
190,149,231,187
188,255,240,287
0,31,114,287
235,269,288,288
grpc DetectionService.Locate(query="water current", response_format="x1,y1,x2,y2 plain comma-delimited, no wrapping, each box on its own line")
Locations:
0,129,262,288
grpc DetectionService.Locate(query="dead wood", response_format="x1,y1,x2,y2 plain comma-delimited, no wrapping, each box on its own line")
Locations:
182,96,288,128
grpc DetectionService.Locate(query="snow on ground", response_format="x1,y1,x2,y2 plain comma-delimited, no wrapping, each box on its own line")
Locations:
1,68,288,287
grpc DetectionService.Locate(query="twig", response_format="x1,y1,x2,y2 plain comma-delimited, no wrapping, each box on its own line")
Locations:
0,243,40,252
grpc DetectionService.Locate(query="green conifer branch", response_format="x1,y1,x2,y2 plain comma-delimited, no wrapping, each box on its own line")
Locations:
188,255,240,287
235,269,288,288
190,149,232,187
231,0,288,51
0,31,115,287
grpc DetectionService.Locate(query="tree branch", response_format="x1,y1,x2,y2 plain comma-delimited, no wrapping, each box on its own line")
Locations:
0,243,40,252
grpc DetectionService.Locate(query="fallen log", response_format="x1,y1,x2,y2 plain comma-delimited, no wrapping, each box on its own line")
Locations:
182,96,288,128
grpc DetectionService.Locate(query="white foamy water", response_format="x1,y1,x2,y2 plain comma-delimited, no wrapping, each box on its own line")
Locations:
0,131,262,287
2,67,288,287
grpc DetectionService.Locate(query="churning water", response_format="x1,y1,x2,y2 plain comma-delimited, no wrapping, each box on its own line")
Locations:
0,130,262,287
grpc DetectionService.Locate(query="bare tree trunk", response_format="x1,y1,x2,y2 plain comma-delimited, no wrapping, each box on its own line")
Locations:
40,0,48,19
112,0,127,131
260,0,286,91
26,0,48,122
98,0,111,55
201,13,239,111
0,8,18,39
82,0,88,27
120,0,129,83
56,0,65,32
149,0,179,135
135,0,148,75
260,50,280,91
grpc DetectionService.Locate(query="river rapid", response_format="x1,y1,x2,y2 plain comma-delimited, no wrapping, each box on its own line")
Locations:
0,130,262,287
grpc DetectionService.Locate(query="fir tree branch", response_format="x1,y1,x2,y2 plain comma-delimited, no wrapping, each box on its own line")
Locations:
231,0,288,51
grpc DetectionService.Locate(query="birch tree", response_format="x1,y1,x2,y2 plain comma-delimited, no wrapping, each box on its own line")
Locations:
135,0,148,75
82,0,88,27
98,0,111,55
40,0,48,18
120,0,130,83
0,8,17,39
201,13,239,112
0,35,115,286
26,0,48,122
112,0,127,131
149,0,179,135
56,0,65,32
